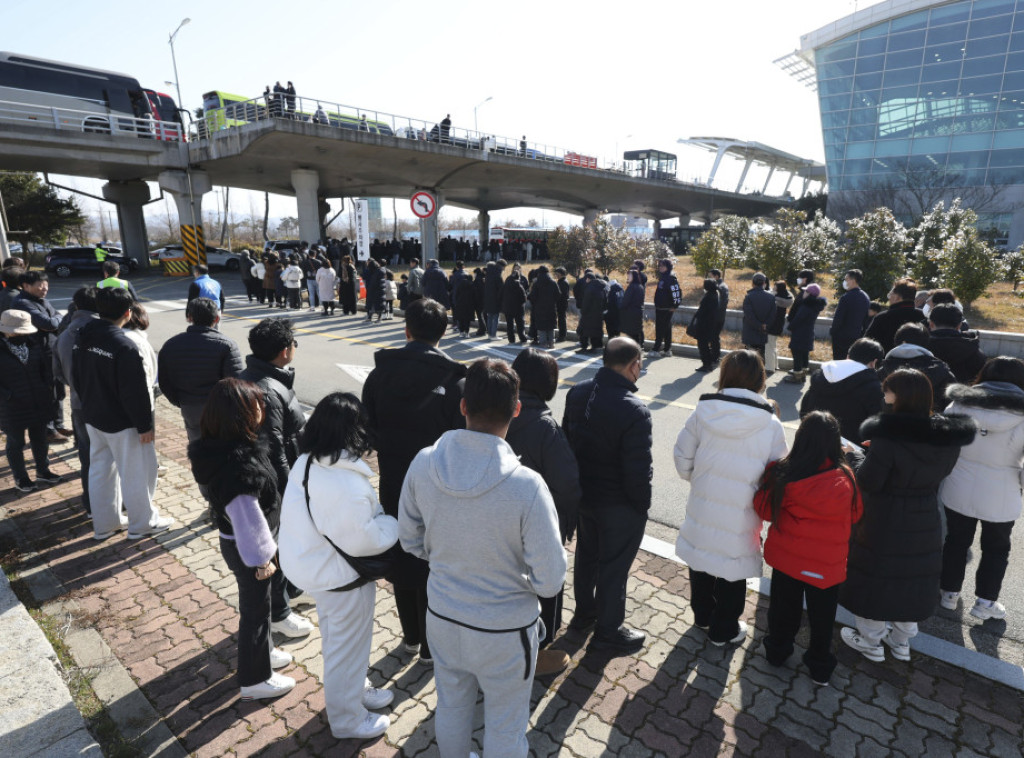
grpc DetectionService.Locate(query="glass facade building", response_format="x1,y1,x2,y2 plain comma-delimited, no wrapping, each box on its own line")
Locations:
798,0,1024,247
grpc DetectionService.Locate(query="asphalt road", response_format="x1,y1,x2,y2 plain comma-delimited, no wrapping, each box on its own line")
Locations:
43,271,1024,668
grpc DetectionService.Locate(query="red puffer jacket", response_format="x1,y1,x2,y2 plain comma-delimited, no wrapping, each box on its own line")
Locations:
754,463,863,589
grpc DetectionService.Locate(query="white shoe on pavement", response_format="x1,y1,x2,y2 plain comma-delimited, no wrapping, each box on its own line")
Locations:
710,620,748,647
970,599,1007,620
93,520,128,541
362,685,394,710
331,712,389,740
270,613,314,638
240,672,295,701
841,627,885,662
939,590,960,610
270,647,293,669
127,515,175,540
882,631,911,661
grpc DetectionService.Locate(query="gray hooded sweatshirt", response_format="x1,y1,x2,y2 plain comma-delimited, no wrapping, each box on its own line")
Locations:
398,428,567,630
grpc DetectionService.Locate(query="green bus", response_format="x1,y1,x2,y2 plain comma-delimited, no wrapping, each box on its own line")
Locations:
200,90,393,136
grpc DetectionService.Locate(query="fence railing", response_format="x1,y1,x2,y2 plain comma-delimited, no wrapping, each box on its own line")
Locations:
0,98,183,142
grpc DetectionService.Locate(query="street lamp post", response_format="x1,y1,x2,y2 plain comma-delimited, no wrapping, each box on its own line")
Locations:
168,18,201,263
474,96,493,134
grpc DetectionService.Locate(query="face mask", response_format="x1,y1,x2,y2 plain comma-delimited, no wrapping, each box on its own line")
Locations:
797,278,805,286
842,280,851,291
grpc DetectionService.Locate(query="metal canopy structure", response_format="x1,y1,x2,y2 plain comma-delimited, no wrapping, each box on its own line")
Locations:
677,136,827,196
622,149,677,181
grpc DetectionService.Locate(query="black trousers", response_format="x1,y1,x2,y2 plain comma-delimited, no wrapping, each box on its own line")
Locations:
763,569,839,682
711,326,724,362
791,350,810,372
831,337,854,361
392,561,431,659
3,421,49,484
653,309,674,351
574,504,647,636
474,306,486,335
71,409,91,513
941,507,1015,601
539,587,564,648
697,337,714,366
689,568,747,644
287,288,301,309
220,537,291,687
557,307,567,340
744,343,766,360
505,312,526,342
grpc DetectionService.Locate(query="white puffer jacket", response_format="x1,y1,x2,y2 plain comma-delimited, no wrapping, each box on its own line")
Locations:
940,382,1024,523
278,452,399,592
674,388,788,581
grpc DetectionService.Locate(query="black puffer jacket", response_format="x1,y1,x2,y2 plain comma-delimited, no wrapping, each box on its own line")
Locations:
12,292,61,354
483,266,504,313
73,319,152,434
0,338,53,429
563,366,653,512
361,341,466,513
928,329,987,384
692,288,719,340
556,278,570,312
188,438,280,535
422,266,450,307
158,325,243,408
864,301,928,354
799,362,882,444
500,273,527,316
840,412,976,622
506,392,581,541
619,281,645,338
876,345,957,412
238,356,306,494
527,273,559,331
453,277,476,324
578,278,608,340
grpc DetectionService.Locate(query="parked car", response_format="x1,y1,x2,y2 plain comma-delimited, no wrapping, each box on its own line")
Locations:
149,245,240,271
45,247,135,278
263,240,305,256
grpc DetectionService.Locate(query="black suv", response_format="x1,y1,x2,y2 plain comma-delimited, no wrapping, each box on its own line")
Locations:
45,247,136,278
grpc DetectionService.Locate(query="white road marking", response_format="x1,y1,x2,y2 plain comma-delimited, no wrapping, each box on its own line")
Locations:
336,364,374,384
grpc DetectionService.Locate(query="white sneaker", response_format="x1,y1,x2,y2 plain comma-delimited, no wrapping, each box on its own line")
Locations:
841,627,885,662
939,590,960,610
271,613,314,638
240,672,295,701
970,599,1007,620
710,620,748,647
882,631,911,661
127,515,175,540
331,711,389,740
270,647,293,669
362,685,394,710
646,350,660,358
94,518,128,541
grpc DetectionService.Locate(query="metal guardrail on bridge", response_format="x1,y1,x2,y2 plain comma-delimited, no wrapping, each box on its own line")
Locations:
0,99,183,141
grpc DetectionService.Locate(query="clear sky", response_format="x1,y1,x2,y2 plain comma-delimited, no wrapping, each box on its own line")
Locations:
4,0,862,233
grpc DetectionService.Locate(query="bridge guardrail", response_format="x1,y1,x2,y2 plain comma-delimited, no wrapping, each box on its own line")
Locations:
0,99,183,141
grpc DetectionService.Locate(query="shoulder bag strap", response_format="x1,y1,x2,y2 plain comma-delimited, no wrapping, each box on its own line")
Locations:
302,455,366,592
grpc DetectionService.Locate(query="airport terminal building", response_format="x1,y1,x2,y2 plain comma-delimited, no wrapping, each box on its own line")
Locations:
781,0,1024,249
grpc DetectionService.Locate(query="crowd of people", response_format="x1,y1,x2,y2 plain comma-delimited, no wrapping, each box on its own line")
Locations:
3,245,1024,752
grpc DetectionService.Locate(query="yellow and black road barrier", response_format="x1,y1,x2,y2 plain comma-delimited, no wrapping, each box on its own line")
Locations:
180,225,207,267
161,257,191,276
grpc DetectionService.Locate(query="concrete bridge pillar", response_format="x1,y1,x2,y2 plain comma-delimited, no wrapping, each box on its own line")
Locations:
419,192,443,262
158,170,212,266
477,210,489,252
653,219,662,236
582,208,600,227
102,180,150,268
291,169,322,246
679,214,691,229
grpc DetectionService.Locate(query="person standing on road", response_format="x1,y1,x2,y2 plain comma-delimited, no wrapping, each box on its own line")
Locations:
316,258,338,316
864,278,928,355
938,357,1024,621
619,269,645,349
741,273,775,359
188,264,226,312
482,260,505,339
754,411,862,686
830,269,870,360
783,283,826,384
281,257,303,310
71,287,174,541
674,349,787,647
577,272,608,354
453,269,476,338
0,310,62,492
250,255,267,305
421,259,450,308
554,267,571,343
527,265,559,349
507,348,580,676
239,251,258,303
398,358,566,756
337,255,358,316
188,378,296,702
53,287,99,509
501,263,528,344
709,269,728,364
840,369,975,663
764,280,793,375
363,259,386,322
407,258,425,303
158,297,244,447
362,299,467,667
301,252,321,312
96,260,139,301
563,337,652,655
692,278,720,372
799,338,884,445
649,259,681,358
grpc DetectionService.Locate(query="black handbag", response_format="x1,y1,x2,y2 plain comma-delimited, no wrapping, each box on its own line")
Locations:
303,456,402,591
686,314,700,339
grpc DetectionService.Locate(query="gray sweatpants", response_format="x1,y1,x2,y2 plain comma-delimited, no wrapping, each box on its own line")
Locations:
87,424,159,537
427,611,540,758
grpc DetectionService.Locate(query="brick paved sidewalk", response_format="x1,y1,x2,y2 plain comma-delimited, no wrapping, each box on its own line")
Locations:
2,397,1023,757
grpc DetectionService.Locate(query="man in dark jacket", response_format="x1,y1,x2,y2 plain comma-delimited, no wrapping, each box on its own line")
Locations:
741,273,775,358
563,337,652,655
238,318,306,496
800,338,884,444
555,267,571,342
158,298,244,444
72,287,173,541
501,264,528,343
830,268,871,360
876,323,957,411
14,271,69,442
710,269,728,363
482,260,505,338
928,303,987,383
578,273,608,353
362,298,467,665
528,266,559,348
421,259,450,308
864,277,927,354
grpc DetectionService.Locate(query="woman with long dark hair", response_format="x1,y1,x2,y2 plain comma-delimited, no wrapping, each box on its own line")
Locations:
279,392,398,739
188,378,295,701
939,357,1024,620
841,369,975,663
692,279,720,372
755,411,862,685
619,269,646,348
338,255,358,315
